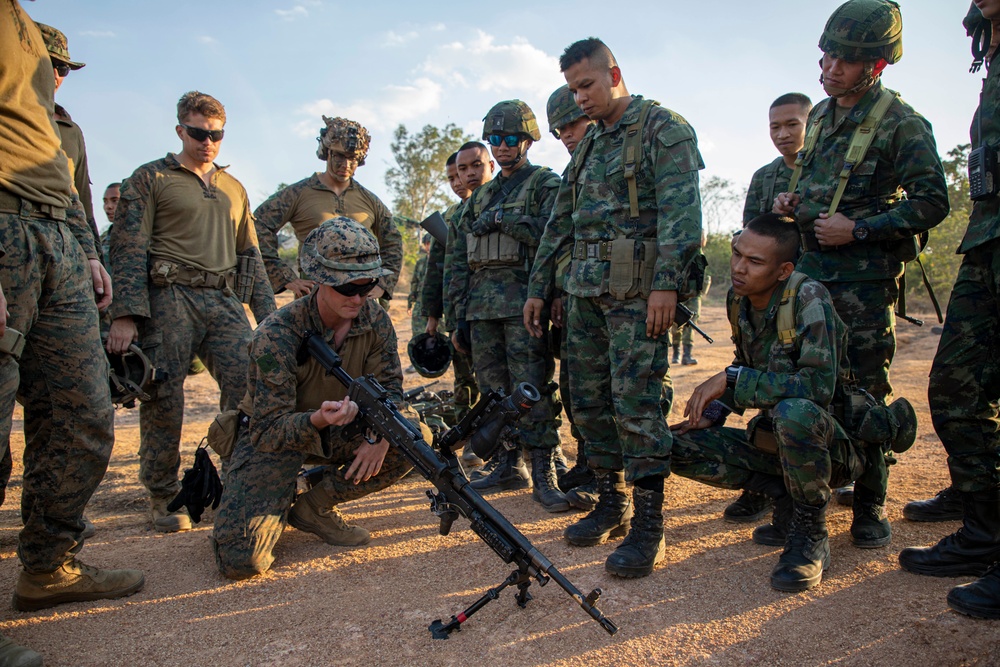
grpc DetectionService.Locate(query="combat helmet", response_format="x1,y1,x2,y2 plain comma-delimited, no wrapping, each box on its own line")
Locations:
299,216,392,287
317,116,371,164
108,344,156,409
820,0,903,64
407,332,453,378
482,100,541,142
546,85,585,138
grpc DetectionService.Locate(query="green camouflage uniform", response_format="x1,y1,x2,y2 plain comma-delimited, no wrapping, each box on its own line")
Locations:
422,201,477,413
213,295,412,578
671,277,864,506
447,164,561,450
743,157,793,225
528,96,704,481
790,82,948,497
407,249,429,335
0,7,113,573
110,154,275,502
927,49,1000,492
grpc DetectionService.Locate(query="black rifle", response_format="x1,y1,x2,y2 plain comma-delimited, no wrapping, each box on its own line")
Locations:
403,381,439,402
676,302,714,344
300,331,618,639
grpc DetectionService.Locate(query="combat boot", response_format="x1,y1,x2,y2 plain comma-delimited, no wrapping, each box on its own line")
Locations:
553,445,570,478
671,346,680,364
723,490,774,524
681,345,697,365
566,479,599,511
288,484,370,546
947,562,1000,619
0,634,41,667
558,444,594,492
469,448,531,493
752,494,793,546
832,484,854,507
12,559,145,612
459,447,484,472
770,501,830,592
530,449,570,512
81,516,97,539
150,495,192,533
468,452,502,481
605,487,665,578
850,486,892,548
564,469,632,546
903,486,963,522
898,487,1000,577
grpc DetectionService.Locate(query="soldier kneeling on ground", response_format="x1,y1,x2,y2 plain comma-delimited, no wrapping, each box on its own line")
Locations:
669,214,915,591
212,217,423,579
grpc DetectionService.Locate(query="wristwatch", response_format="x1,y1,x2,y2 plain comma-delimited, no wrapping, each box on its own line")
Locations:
724,365,741,390
852,220,871,242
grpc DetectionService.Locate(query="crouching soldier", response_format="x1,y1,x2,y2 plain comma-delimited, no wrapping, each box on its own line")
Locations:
669,214,914,591
213,217,419,579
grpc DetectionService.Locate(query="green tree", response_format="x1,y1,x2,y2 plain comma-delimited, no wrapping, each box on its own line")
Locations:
385,123,472,222
700,175,745,236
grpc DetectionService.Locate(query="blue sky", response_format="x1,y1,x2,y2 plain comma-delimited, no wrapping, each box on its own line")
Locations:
25,0,980,232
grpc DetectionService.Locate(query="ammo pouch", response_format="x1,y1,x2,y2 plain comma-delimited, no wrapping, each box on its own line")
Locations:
149,257,236,295
206,409,248,459
466,231,527,270
750,417,779,455
574,236,656,300
235,254,256,304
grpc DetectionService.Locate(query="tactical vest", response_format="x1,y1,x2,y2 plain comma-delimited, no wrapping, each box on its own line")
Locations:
757,157,786,218
466,166,550,270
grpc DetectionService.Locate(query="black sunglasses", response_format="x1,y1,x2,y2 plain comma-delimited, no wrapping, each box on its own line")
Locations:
332,278,378,297
181,124,225,143
51,60,70,77
487,134,521,148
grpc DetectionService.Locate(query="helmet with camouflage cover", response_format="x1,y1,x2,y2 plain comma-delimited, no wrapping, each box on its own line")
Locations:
35,22,85,70
482,100,541,142
407,331,452,378
819,0,903,64
299,216,392,287
317,116,371,165
546,85,585,137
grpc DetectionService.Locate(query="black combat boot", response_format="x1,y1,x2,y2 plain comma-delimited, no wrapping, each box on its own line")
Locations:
770,501,830,592
832,485,854,507
752,494,793,546
605,487,665,578
903,486,964,522
564,470,632,546
469,451,503,481
724,490,775,524
898,487,1000,577
469,448,531,493
558,444,594,492
566,479,599,511
553,445,570,478
671,346,680,364
530,448,570,512
947,562,1000,619
851,485,892,548
681,344,697,365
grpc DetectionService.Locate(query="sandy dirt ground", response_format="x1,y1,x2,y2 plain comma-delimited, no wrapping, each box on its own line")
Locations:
2,294,999,666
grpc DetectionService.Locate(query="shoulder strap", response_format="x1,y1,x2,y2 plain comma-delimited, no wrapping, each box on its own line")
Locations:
776,271,809,349
787,112,824,195
507,166,550,217
760,158,782,215
623,99,659,220
472,165,538,220
728,294,742,348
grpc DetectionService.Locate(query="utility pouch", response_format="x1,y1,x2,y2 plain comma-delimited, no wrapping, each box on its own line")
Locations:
608,237,637,300
235,254,256,304
150,259,178,287
207,409,245,459
637,240,657,298
751,417,779,455
467,231,523,269
0,327,25,359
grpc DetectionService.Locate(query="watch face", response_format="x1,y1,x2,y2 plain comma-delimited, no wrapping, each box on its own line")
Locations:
854,224,869,241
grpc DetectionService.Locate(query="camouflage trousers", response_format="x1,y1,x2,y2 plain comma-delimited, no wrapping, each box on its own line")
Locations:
928,240,1000,491
0,211,114,573
669,295,700,348
139,284,252,500
671,399,863,507
451,340,477,418
470,316,558,451
565,294,672,482
824,278,897,498
213,426,411,578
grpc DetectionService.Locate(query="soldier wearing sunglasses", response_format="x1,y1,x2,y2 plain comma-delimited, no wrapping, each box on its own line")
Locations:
213,217,422,579
107,91,275,534
254,116,403,301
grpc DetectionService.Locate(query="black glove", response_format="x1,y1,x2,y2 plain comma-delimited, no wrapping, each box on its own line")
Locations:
168,444,223,523
471,209,501,236
454,319,472,352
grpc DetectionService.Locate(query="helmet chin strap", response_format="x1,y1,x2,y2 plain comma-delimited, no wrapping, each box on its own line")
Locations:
496,141,527,169
819,58,887,99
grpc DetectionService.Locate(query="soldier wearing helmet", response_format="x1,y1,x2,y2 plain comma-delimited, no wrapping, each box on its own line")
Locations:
254,116,403,301
773,0,948,551
214,217,423,579
897,1,1000,620
547,84,592,155
445,100,568,511
526,37,705,579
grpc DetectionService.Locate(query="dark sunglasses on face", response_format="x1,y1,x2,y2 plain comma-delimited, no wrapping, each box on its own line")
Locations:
333,278,378,297
487,134,521,148
51,61,70,77
181,124,225,143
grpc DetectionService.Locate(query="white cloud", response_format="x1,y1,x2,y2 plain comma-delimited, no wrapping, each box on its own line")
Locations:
197,35,217,45
79,30,115,38
294,77,443,135
275,6,309,21
383,30,418,47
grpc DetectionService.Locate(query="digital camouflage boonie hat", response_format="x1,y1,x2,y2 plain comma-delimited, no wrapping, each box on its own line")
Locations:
819,0,903,64
317,116,372,164
546,85,586,136
482,100,541,141
299,216,392,287
857,396,917,453
35,22,85,69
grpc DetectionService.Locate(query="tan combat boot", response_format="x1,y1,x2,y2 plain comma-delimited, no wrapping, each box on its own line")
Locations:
288,485,370,546
150,495,192,533
0,634,42,667
12,559,145,612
